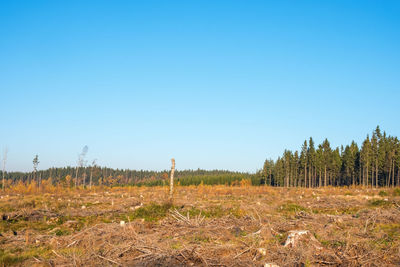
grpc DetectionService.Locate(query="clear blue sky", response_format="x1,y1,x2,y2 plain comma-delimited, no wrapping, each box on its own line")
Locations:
1,1,399,172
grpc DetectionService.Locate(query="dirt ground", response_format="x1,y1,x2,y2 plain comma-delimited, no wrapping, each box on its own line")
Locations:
1,185,400,266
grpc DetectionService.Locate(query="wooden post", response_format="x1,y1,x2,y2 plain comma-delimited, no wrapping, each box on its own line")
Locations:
169,158,175,202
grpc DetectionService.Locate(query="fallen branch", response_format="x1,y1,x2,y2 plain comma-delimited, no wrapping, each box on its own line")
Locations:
52,250,65,258
97,254,122,266
233,247,252,259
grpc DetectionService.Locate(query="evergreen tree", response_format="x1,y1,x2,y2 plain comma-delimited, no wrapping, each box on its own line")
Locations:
263,159,274,186
316,145,323,187
322,139,331,186
331,148,342,186
300,140,308,187
308,137,316,187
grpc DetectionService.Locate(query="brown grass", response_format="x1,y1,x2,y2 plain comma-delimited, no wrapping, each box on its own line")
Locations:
1,185,400,266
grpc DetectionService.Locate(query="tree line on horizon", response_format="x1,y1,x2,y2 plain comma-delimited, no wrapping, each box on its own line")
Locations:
0,167,251,188
0,143,253,189
261,126,400,188
1,126,399,190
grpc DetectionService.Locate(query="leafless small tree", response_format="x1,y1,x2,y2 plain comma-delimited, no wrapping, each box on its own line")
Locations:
90,159,97,189
2,148,8,192
33,154,39,188
169,158,175,202
75,146,88,188
83,170,87,187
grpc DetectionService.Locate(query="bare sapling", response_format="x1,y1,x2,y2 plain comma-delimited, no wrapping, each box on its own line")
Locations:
2,148,7,192
33,154,39,189
75,145,88,188
90,159,97,189
169,158,175,202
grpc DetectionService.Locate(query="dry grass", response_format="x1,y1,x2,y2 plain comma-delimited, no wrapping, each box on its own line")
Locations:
1,185,400,266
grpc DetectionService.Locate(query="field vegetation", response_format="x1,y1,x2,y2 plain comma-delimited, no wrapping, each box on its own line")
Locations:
1,185,400,266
